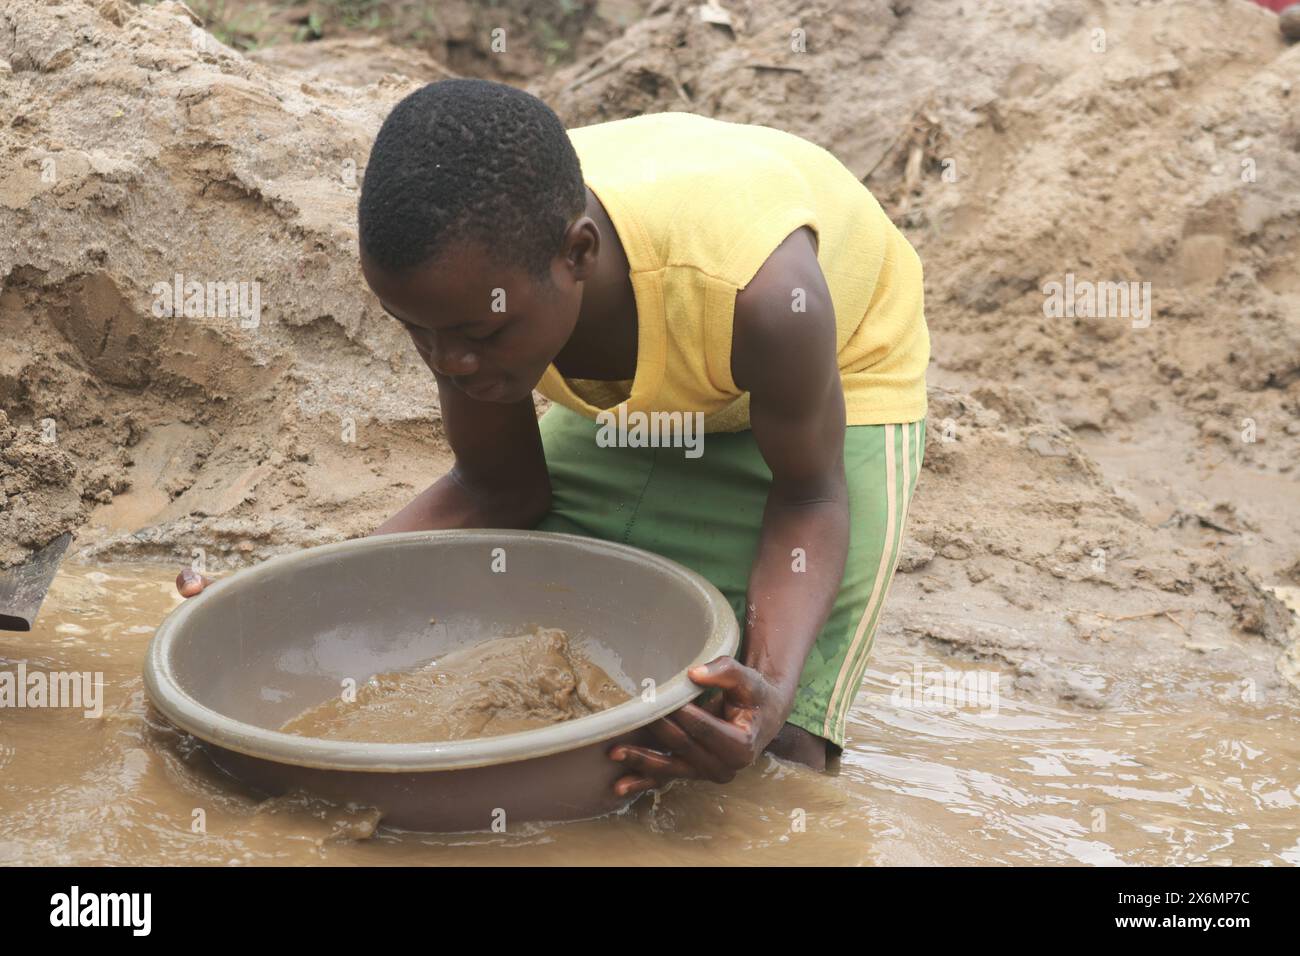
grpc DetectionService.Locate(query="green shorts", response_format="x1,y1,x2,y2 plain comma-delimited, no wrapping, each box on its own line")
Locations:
534,405,924,752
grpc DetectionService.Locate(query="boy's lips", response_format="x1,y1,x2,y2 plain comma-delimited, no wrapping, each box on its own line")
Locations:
458,377,508,400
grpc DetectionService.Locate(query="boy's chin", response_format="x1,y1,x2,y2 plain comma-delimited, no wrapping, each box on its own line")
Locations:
465,379,534,404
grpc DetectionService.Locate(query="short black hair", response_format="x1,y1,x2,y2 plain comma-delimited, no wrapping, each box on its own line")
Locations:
358,79,586,280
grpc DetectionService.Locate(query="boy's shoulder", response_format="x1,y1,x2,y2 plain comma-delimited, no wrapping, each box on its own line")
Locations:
568,112,827,284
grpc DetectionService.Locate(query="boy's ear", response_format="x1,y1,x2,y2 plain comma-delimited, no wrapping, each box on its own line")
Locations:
563,216,600,279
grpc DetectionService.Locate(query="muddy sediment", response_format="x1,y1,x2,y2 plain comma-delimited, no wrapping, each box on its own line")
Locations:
280,628,632,743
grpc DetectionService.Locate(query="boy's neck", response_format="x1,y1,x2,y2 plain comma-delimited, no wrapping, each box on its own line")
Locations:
553,187,639,382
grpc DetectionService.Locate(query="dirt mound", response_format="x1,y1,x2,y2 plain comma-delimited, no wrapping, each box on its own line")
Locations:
1,0,451,572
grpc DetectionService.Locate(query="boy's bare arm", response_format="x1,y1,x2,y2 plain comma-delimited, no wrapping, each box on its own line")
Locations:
735,229,848,713
610,226,848,792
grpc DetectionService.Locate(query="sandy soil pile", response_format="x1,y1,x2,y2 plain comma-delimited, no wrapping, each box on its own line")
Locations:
1,0,1296,700
2,0,437,568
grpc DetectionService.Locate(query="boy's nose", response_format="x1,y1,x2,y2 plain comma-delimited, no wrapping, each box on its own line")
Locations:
429,338,479,376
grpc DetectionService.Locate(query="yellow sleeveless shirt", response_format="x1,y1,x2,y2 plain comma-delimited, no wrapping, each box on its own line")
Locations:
537,112,929,432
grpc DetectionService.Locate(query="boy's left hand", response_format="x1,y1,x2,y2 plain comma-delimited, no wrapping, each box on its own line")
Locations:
608,656,789,796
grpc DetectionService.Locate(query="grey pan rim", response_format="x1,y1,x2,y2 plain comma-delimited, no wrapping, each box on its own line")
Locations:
144,529,740,773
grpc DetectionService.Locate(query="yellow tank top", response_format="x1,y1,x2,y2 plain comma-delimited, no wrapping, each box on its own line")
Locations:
537,112,929,432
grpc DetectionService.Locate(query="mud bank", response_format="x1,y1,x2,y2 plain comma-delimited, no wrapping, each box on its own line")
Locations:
1,0,1297,713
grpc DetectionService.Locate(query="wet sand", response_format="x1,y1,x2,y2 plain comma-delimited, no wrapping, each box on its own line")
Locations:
2,562,1297,866
279,627,631,743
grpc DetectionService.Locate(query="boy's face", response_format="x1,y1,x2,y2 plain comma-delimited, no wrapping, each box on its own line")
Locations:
362,240,583,404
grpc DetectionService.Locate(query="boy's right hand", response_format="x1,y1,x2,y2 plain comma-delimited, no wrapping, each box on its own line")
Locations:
175,569,212,598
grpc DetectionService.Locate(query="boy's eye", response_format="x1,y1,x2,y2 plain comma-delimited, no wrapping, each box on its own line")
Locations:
464,323,505,343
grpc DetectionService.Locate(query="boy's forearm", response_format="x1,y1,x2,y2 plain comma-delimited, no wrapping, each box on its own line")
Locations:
741,491,849,708
372,468,551,535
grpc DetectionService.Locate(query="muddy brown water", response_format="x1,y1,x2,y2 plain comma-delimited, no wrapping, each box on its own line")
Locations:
2,563,1297,866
